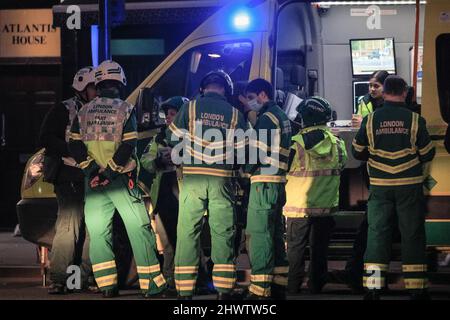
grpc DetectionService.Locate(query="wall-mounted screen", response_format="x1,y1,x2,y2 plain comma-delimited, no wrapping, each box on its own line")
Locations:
350,38,396,76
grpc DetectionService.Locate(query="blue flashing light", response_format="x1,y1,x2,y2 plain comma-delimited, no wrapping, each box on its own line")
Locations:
233,11,250,30
91,25,99,67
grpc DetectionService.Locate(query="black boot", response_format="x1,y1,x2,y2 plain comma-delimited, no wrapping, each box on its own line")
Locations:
363,290,381,300
102,287,119,298
271,284,286,300
143,289,170,299
178,295,193,300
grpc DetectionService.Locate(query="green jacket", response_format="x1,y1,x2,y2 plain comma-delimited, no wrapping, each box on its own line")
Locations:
166,92,247,177
69,91,138,180
352,101,435,187
245,100,292,184
140,130,180,211
284,126,347,218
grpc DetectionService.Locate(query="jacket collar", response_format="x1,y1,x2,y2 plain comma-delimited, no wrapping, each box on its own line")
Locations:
203,91,227,101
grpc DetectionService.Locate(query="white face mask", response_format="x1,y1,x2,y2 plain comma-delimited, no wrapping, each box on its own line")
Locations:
248,98,263,112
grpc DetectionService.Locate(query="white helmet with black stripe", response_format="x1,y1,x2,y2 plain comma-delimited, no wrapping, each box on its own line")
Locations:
94,60,127,86
72,66,95,92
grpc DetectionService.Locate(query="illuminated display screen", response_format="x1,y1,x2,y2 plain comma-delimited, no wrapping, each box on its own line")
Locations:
350,38,396,76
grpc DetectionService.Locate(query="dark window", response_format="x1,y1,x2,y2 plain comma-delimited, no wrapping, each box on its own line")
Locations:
436,33,450,123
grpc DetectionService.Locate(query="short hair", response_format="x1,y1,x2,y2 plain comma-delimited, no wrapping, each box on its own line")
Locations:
245,78,274,100
383,75,407,96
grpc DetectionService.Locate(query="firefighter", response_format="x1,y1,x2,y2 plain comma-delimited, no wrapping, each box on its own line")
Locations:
40,67,97,294
352,75,435,300
140,96,188,292
166,70,247,300
243,78,292,300
69,60,167,298
283,97,347,294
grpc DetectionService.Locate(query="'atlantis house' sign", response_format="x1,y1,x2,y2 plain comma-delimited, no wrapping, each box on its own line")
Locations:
0,9,61,58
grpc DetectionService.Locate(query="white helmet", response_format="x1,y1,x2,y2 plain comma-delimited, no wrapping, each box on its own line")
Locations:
72,67,95,92
94,60,127,86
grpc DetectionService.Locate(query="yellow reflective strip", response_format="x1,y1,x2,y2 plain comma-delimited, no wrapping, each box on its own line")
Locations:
122,131,138,141
92,260,116,272
367,113,374,148
70,133,82,140
213,264,236,272
273,266,289,274
264,112,280,128
402,264,427,272
352,139,366,152
418,141,434,156
175,279,196,290
153,274,166,287
108,159,125,173
410,112,419,148
250,274,273,282
261,156,288,170
183,167,235,177
137,264,161,274
185,146,232,163
189,100,195,136
368,147,416,159
249,284,271,297
212,276,236,284
168,123,185,138
364,263,388,272
251,175,286,184
404,278,428,289
175,266,198,274
139,279,150,290
370,176,424,186
96,274,118,288
368,157,420,174
273,275,288,286
79,157,94,170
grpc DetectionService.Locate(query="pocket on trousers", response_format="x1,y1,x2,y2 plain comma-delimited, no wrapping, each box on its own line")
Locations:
247,209,271,234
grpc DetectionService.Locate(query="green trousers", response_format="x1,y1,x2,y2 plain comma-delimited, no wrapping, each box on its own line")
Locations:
84,175,166,294
246,182,289,297
364,184,428,291
175,175,236,296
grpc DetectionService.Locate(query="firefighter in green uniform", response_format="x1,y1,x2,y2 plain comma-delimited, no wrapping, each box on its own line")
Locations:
167,70,247,300
69,60,167,298
283,97,347,294
140,96,188,292
352,75,435,300
243,78,292,299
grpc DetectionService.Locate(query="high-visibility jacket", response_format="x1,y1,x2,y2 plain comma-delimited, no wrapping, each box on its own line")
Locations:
245,100,292,184
283,126,347,218
356,94,384,118
69,92,138,179
140,130,181,212
167,92,247,177
352,101,435,187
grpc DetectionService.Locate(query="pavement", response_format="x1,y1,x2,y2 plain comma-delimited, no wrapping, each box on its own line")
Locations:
1,232,449,300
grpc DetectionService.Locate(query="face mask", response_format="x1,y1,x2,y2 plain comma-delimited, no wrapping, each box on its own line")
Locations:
248,98,263,112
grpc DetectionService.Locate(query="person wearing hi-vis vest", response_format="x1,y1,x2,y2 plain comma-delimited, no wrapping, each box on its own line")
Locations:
243,78,292,300
69,60,167,299
352,75,435,300
283,96,347,294
140,96,188,293
166,70,247,300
